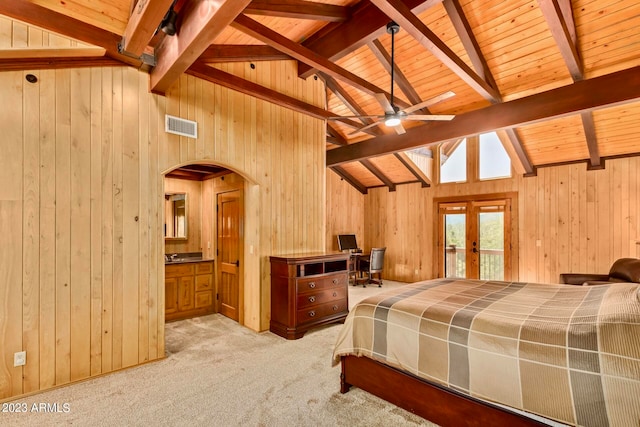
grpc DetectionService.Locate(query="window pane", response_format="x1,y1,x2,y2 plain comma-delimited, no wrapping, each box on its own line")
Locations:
444,213,466,278
440,139,466,183
479,132,511,179
479,211,504,281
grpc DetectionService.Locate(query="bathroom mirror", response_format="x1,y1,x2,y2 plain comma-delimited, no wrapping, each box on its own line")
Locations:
165,193,187,239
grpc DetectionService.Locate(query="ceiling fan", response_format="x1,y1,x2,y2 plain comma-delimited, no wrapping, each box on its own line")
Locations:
329,22,455,135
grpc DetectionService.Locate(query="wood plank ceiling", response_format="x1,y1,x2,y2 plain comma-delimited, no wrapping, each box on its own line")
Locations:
1,0,640,193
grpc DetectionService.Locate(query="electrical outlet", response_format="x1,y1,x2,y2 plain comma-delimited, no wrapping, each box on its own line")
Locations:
14,351,26,367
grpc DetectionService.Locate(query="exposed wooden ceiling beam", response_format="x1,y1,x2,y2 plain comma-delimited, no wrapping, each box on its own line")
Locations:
0,56,123,71
298,0,440,79
199,45,291,63
244,0,349,22
537,0,582,80
503,129,535,176
361,159,396,191
323,73,369,119
442,0,496,88
187,61,329,120
440,138,463,162
327,123,348,146
443,0,534,175
231,14,392,99
121,0,174,56
369,0,501,102
495,130,526,175
0,1,141,67
394,152,431,187
330,166,368,194
581,112,602,169
327,65,640,165
150,0,252,94
0,47,106,59
322,73,384,136
538,0,601,169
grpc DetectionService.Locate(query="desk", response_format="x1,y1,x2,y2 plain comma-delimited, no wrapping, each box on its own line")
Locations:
348,252,370,284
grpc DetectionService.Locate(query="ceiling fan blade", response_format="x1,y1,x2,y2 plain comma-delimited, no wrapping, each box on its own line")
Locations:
404,114,455,121
391,123,406,134
327,114,385,120
374,93,395,114
348,121,383,135
402,91,456,114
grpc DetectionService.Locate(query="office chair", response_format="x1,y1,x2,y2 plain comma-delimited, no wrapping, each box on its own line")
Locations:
356,247,386,287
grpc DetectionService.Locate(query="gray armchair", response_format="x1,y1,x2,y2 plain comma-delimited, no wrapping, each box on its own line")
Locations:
559,258,640,286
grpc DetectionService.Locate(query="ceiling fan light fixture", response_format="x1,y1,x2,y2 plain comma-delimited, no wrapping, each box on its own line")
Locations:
384,116,401,127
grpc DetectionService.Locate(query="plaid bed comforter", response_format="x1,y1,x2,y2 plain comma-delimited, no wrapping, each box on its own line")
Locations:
333,278,640,426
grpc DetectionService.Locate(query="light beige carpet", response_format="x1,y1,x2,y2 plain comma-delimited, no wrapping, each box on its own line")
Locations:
4,281,436,426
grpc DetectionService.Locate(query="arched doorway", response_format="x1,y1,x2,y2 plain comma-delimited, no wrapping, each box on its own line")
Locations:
162,161,261,329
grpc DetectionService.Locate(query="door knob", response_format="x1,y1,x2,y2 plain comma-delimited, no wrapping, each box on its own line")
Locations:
233,260,240,267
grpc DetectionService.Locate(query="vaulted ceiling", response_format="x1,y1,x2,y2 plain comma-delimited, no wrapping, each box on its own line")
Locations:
1,0,640,193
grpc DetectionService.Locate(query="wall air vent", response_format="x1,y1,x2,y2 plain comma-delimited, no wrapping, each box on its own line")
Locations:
165,115,198,139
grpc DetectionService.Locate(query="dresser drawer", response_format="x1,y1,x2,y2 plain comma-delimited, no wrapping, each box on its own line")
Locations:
196,261,214,275
296,273,346,294
166,263,195,278
297,299,348,324
297,286,347,309
195,274,213,291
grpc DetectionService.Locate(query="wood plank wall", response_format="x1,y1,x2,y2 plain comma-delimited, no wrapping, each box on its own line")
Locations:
0,57,325,399
328,151,640,284
0,16,92,49
325,169,365,252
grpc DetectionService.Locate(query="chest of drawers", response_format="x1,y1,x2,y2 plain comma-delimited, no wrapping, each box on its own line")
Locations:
269,252,349,339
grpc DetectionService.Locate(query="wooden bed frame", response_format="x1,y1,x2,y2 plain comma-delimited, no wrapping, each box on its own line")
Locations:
340,355,550,427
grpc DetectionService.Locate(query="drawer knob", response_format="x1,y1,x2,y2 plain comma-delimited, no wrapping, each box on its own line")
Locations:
332,292,337,297
309,311,316,317
308,296,316,303
332,305,338,311
308,282,316,289
333,279,338,284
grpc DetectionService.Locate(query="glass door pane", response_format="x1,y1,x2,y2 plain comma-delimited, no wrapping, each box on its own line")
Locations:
478,208,505,280
444,212,466,278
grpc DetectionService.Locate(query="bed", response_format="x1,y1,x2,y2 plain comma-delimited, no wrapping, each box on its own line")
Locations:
333,278,640,426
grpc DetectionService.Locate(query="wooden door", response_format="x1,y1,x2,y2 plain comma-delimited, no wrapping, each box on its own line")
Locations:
471,200,511,281
217,190,243,321
438,198,512,280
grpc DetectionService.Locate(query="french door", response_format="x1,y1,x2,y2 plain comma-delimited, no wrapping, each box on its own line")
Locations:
437,198,512,281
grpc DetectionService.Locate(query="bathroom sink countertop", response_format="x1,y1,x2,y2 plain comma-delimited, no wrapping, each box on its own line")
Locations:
164,257,214,265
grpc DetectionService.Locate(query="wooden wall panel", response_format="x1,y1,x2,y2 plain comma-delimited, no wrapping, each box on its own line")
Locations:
0,57,325,401
325,169,365,253
0,71,24,398
0,16,91,48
